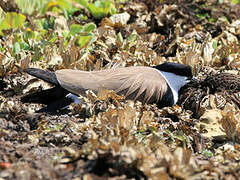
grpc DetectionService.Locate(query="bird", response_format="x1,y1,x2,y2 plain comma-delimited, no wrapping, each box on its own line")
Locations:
21,62,193,112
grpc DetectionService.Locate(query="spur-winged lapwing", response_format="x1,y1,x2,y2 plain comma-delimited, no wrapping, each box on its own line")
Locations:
21,62,193,112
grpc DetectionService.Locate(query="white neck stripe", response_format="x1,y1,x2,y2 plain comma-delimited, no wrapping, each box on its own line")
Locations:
154,69,188,104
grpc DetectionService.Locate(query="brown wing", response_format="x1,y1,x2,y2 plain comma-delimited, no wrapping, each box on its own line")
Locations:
55,66,168,104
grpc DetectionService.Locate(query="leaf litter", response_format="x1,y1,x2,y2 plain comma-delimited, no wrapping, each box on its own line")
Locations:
1,0,240,179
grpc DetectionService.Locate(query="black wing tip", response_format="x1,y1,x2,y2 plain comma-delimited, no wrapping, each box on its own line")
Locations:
24,67,38,72
24,68,44,74
24,68,59,86
24,68,49,76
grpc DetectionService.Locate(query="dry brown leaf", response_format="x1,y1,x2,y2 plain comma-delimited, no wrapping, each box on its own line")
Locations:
197,109,225,139
140,110,155,126
221,103,240,142
169,147,196,179
97,88,125,101
118,102,136,130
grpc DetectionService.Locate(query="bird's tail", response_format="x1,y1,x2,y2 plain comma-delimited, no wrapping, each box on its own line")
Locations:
22,68,83,113
21,86,77,113
25,68,59,86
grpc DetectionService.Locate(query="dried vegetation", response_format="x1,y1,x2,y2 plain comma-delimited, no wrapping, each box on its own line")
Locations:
1,0,240,179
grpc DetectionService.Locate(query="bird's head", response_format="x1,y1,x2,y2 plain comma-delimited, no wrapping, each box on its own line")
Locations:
154,62,193,82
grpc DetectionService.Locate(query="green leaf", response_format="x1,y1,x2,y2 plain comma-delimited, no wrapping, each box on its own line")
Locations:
76,32,95,49
32,48,42,62
42,17,55,30
218,16,229,22
24,28,36,40
70,23,96,35
117,32,123,43
49,34,58,43
212,40,218,50
76,35,92,48
88,3,104,19
82,23,96,32
127,31,139,49
0,12,26,35
0,12,26,29
16,0,47,15
74,0,89,8
208,17,215,22
56,0,72,11
42,0,72,13
110,6,117,15
231,0,240,4
201,149,214,158
20,42,31,51
13,42,21,55
61,30,70,39
128,32,139,42
88,0,115,19
196,12,209,19
70,24,83,35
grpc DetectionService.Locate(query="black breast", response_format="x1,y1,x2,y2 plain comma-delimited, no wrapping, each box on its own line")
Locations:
156,85,174,108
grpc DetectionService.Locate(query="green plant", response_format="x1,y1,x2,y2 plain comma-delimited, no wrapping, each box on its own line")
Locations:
69,22,96,48
75,0,116,19
0,12,26,35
